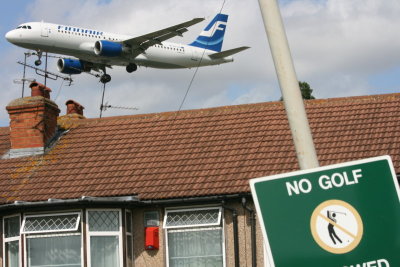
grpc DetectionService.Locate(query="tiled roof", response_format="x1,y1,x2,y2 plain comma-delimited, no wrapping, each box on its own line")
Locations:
0,93,399,203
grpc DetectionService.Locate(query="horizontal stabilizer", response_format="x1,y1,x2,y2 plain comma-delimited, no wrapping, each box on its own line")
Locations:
209,46,250,59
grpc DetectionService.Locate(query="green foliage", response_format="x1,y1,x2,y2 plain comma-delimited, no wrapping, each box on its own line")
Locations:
299,81,315,100
279,81,316,100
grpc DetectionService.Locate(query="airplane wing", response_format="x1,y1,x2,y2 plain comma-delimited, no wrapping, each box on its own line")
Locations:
209,46,250,59
123,17,204,57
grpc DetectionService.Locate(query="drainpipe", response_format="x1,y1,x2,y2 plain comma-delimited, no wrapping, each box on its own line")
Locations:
242,197,256,267
221,200,239,267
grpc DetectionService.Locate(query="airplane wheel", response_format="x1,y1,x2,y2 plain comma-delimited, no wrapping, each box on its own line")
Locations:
126,64,137,73
34,60,42,66
100,74,111,84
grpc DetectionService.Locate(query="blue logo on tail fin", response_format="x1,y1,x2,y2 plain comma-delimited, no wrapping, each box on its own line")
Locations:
189,13,228,52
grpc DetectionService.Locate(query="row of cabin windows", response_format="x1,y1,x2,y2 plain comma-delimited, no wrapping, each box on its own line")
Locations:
57,26,122,41
2,207,224,267
154,44,184,52
57,29,122,41
58,25,104,36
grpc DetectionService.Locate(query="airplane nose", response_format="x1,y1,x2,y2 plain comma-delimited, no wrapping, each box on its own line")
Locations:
5,30,17,43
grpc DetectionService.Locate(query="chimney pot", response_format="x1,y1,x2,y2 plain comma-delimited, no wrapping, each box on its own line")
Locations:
66,100,84,115
30,82,52,99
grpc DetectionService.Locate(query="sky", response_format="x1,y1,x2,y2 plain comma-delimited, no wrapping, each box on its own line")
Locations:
0,0,399,126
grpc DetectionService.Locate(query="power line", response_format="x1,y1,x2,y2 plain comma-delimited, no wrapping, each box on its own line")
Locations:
174,0,227,115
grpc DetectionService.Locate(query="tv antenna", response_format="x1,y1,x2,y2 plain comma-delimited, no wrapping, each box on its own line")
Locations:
101,102,139,112
14,52,36,97
16,51,73,96
99,83,138,118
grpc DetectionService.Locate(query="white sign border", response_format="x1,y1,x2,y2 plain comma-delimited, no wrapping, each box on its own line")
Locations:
249,155,400,267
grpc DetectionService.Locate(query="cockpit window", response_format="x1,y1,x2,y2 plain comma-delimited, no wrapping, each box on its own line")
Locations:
16,25,31,30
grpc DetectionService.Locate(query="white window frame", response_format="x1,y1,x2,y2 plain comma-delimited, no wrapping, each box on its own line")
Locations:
164,206,226,267
125,210,133,267
163,207,222,229
3,214,21,267
86,208,123,267
21,212,81,234
22,211,84,267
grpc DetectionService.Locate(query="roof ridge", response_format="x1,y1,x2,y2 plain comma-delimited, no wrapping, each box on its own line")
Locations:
78,92,400,124
306,92,400,106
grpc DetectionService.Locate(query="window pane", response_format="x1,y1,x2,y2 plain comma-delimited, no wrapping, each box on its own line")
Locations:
90,236,120,267
4,216,20,238
127,235,133,261
5,240,19,267
88,211,119,232
168,228,223,267
166,209,220,227
27,235,81,267
126,212,132,233
23,214,79,233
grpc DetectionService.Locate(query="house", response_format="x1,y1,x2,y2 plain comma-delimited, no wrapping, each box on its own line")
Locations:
0,82,399,267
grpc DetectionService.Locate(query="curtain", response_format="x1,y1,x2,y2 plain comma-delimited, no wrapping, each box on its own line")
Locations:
90,236,120,267
5,241,19,267
168,228,223,267
27,235,81,267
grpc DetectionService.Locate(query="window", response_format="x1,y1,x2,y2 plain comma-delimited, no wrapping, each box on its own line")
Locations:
22,212,82,267
164,207,225,267
22,213,80,234
87,209,122,267
3,215,20,267
125,211,133,267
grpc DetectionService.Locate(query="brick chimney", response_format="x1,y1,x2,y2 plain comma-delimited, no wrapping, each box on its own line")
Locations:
57,100,86,130
5,82,60,158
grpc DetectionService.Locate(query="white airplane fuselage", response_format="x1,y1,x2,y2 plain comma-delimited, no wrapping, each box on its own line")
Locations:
5,22,233,70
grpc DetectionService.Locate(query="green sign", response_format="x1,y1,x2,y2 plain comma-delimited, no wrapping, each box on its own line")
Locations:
250,156,400,267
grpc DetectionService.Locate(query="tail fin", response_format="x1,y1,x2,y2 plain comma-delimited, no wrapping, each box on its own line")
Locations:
189,13,228,52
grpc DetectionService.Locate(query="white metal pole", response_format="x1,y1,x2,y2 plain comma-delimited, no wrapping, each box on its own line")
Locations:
258,0,319,170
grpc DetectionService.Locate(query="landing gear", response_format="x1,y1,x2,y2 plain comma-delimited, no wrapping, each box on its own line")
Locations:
100,74,111,84
126,63,137,73
34,50,43,66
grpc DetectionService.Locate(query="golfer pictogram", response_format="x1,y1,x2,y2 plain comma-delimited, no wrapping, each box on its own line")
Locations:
310,200,363,254
327,210,344,245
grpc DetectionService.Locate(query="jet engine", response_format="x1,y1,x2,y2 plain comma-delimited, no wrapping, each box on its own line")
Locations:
57,58,85,74
94,40,124,57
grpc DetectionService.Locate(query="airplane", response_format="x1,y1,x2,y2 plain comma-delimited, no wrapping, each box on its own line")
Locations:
5,14,249,83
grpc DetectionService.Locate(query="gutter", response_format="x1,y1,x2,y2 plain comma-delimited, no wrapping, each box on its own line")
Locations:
0,193,250,212
0,195,139,212
139,194,247,206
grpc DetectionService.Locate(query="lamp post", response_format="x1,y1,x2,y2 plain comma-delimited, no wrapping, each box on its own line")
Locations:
258,0,319,170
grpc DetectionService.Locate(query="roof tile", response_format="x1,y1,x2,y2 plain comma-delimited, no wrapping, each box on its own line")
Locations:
0,93,399,203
